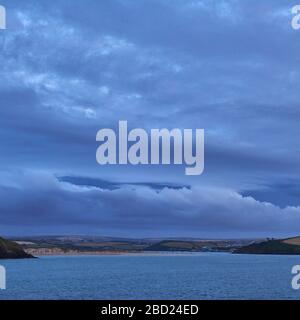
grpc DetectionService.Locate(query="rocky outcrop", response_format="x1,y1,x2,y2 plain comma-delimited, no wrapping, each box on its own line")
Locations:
0,237,34,259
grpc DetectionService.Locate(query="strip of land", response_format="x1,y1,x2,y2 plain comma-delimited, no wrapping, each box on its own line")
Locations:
8,236,255,256
3,235,300,258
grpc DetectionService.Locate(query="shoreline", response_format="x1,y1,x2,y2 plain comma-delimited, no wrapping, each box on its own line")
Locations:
24,249,221,257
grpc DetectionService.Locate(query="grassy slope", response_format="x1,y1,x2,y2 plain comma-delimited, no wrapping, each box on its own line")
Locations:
235,237,300,255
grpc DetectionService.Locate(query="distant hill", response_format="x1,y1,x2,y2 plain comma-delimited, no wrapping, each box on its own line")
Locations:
144,239,243,252
235,237,300,255
145,240,203,251
0,237,34,259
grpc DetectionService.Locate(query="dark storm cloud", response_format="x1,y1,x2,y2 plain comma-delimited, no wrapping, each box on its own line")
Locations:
0,0,300,236
59,176,190,191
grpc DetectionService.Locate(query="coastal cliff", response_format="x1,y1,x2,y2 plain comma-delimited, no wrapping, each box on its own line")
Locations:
0,237,34,259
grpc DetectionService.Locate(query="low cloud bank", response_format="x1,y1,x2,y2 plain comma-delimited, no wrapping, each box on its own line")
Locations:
0,171,299,238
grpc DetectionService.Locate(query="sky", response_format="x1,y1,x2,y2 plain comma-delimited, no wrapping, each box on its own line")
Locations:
0,0,300,238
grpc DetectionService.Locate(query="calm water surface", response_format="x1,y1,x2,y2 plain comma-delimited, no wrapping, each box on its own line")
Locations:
0,253,300,300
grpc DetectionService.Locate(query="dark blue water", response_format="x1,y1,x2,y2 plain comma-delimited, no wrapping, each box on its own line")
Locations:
0,253,300,300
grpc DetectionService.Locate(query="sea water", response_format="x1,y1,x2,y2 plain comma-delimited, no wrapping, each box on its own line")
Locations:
0,253,300,300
